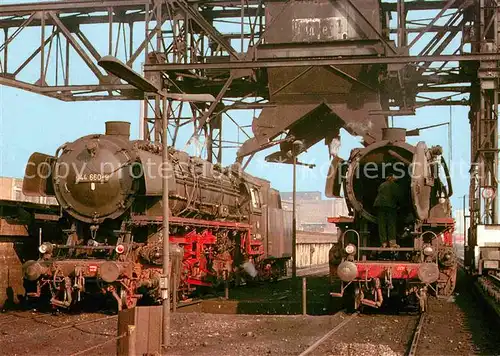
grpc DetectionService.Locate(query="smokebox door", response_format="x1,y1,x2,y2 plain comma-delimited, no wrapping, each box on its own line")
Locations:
325,156,344,198
411,142,431,220
22,152,56,197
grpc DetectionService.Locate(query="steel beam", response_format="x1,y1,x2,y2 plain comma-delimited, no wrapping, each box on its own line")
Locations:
408,0,457,48
145,53,500,71
0,0,493,181
465,0,500,274
48,12,104,80
382,0,471,11
0,0,149,14
174,0,240,60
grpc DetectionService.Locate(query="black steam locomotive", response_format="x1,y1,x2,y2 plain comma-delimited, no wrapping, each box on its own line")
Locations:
21,121,291,310
327,128,457,312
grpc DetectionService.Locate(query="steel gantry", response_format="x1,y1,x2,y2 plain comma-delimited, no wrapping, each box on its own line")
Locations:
0,0,498,272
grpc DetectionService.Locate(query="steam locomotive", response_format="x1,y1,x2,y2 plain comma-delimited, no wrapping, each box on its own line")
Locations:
327,128,456,312
21,121,291,311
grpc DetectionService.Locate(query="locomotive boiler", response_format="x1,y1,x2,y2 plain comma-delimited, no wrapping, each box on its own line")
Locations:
21,121,291,311
326,128,457,312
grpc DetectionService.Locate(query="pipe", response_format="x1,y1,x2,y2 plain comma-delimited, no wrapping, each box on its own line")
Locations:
111,288,122,312
161,97,171,348
292,154,297,278
50,277,73,308
361,287,383,308
302,277,307,315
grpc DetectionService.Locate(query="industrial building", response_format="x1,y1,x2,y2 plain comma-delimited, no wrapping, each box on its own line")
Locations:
281,191,348,233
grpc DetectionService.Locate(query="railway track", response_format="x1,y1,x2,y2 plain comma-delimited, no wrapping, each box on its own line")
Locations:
295,309,425,356
475,274,500,320
407,313,425,356
0,310,120,356
456,255,500,320
0,298,205,355
298,310,358,356
1,264,331,355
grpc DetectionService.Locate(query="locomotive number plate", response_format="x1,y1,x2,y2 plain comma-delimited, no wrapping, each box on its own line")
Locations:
76,173,111,183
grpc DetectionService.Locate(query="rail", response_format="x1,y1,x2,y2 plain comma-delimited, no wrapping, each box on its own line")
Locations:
476,275,500,319
456,256,500,320
0,298,204,355
2,264,330,355
0,314,118,339
298,311,358,356
69,332,127,356
407,313,425,356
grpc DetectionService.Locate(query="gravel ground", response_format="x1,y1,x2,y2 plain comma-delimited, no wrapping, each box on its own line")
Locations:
0,310,350,356
0,311,117,355
308,312,417,356
2,267,500,356
418,269,500,356
166,311,348,355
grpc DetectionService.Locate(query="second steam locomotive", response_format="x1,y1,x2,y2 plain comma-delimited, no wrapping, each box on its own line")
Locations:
21,121,291,310
327,128,457,312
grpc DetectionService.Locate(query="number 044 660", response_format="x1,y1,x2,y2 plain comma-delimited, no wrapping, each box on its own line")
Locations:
76,173,110,183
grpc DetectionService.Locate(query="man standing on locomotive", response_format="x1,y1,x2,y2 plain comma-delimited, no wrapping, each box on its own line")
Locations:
373,174,403,247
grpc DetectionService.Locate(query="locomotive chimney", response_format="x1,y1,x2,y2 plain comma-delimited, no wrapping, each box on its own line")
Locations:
105,121,130,140
382,127,406,142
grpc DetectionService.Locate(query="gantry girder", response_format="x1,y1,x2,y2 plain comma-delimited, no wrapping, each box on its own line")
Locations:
0,0,481,101
0,0,487,156
0,0,498,273
0,0,486,169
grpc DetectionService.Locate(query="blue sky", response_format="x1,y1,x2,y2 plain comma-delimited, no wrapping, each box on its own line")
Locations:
0,2,472,212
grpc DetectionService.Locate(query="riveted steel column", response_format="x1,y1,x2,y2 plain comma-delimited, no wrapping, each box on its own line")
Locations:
161,96,171,349
292,154,297,279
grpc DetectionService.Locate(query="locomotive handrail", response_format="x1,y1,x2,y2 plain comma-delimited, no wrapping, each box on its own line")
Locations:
131,215,252,229
420,231,438,241
419,231,439,265
359,247,416,252
341,229,360,260
440,156,453,197
51,244,119,250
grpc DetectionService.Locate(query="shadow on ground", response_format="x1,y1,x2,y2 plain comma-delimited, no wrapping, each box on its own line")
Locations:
453,268,500,355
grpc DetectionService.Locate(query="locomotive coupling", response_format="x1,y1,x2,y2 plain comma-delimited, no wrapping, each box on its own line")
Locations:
422,244,434,257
